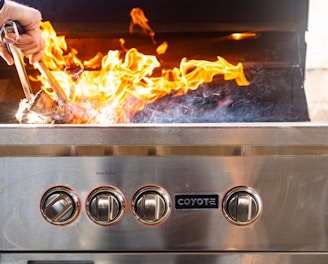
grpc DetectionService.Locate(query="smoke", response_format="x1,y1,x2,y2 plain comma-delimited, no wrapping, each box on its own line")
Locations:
133,68,309,123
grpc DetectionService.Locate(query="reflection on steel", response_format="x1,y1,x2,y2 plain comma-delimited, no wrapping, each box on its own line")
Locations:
229,32,258,40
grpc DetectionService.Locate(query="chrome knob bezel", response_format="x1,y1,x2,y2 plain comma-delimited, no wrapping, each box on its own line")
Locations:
40,186,80,226
86,186,126,226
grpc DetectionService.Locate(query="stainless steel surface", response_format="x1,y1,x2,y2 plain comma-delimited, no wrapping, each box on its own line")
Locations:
2,253,328,264
0,123,327,255
0,122,327,146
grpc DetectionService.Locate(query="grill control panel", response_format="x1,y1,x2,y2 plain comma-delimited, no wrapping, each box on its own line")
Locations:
3,155,326,252
40,185,261,227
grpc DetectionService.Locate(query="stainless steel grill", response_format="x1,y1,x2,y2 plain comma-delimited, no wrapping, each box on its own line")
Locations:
1,0,325,263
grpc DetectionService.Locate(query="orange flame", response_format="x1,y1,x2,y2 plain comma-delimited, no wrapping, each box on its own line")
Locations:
129,7,156,44
32,10,249,124
156,41,168,55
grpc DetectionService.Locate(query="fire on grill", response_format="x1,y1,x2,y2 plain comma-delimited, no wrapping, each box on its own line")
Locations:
0,0,309,124
14,8,250,124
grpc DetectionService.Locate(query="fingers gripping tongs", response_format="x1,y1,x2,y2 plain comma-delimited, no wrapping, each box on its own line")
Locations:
0,20,68,124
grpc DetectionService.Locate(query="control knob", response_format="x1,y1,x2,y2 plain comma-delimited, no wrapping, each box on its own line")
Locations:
222,186,262,225
86,186,125,225
40,186,80,225
132,185,171,225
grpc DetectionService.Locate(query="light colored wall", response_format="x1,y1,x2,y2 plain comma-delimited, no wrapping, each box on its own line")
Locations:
306,0,328,69
304,0,328,121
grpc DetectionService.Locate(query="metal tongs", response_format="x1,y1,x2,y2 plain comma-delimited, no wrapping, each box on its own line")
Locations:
0,20,68,124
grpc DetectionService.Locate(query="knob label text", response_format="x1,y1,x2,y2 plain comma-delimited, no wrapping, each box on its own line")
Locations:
175,194,219,209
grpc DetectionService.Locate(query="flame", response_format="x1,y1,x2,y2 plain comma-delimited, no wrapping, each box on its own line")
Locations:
156,41,168,55
129,7,168,55
29,10,249,124
230,32,258,40
129,7,156,44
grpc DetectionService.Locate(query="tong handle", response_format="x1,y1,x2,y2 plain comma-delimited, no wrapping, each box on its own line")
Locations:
13,21,68,104
8,44,34,101
2,21,34,101
3,21,68,105
34,60,67,104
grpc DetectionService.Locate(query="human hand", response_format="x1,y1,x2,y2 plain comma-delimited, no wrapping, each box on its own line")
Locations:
0,0,44,65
